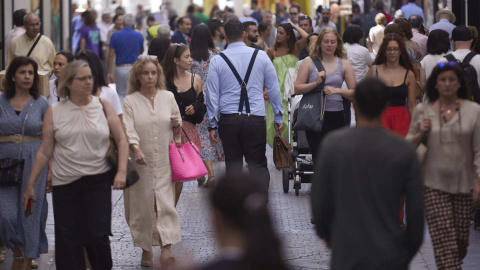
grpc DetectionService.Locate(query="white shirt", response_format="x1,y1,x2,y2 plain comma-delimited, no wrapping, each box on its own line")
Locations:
48,80,62,105
5,27,26,54
97,21,112,43
421,53,446,81
369,24,385,55
344,43,375,84
100,86,123,115
314,21,337,33
443,49,480,87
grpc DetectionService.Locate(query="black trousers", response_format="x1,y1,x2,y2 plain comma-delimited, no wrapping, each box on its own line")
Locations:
52,170,114,270
305,111,345,164
218,114,270,192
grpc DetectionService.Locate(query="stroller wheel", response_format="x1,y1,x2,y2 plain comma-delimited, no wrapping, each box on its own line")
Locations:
282,169,290,193
294,184,300,196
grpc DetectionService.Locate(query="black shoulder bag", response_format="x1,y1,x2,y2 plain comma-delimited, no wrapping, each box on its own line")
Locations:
0,101,35,186
293,58,327,132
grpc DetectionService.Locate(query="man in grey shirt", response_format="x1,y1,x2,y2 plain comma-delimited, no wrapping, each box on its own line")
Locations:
312,77,424,270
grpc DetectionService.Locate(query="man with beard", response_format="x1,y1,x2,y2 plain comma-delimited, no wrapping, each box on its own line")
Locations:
243,21,263,50
314,6,337,33
208,19,225,51
298,15,313,60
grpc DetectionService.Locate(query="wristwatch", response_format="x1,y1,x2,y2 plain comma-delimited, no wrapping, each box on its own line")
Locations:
207,126,217,132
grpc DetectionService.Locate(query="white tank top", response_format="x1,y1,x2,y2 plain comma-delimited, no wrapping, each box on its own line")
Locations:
51,96,111,186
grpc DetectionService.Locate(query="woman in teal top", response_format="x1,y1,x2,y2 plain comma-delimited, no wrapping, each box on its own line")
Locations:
266,22,308,147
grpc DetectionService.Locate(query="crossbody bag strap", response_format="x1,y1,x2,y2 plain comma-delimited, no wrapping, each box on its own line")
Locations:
27,34,42,57
18,100,35,159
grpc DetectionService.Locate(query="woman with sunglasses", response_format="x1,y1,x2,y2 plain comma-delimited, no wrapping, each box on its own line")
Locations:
49,51,74,105
407,61,480,270
161,44,206,202
266,21,308,147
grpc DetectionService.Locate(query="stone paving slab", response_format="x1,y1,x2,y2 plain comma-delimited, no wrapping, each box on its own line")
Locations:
1,147,480,269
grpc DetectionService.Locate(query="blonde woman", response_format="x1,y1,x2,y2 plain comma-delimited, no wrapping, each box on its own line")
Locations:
23,60,128,269
294,28,357,163
122,57,181,268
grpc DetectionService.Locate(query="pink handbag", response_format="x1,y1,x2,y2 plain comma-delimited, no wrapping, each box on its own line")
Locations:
169,128,207,182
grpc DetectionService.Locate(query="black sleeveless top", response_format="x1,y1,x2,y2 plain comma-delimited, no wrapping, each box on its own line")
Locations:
166,73,197,123
376,68,409,107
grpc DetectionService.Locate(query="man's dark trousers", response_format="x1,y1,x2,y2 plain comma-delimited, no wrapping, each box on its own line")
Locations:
218,114,270,192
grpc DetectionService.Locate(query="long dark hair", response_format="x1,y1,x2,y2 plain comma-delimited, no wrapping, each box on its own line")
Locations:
210,173,288,270
3,56,40,99
190,24,215,62
373,33,415,73
274,23,296,54
161,44,189,84
426,62,471,102
75,49,108,95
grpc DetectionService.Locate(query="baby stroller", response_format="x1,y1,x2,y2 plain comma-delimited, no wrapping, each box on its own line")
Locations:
282,95,315,195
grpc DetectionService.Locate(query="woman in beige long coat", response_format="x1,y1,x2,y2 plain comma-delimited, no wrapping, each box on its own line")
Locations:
122,57,182,268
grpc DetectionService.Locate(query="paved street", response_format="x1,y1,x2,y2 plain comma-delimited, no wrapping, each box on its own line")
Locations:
1,147,480,270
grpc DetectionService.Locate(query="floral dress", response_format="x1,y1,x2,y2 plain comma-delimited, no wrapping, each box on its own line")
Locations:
191,49,225,161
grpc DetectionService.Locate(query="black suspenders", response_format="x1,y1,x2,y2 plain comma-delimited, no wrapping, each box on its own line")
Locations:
219,49,259,115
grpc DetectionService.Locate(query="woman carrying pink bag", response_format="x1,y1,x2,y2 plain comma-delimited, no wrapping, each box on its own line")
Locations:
122,57,181,269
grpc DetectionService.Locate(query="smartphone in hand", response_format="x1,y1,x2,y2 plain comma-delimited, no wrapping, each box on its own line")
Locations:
25,199,33,218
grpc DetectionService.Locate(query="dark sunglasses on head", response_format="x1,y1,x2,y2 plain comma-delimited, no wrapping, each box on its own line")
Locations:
321,6,331,10
299,15,310,20
173,43,186,57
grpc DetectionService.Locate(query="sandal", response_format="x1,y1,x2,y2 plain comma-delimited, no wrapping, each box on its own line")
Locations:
204,176,215,188
0,248,6,263
197,176,206,186
141,250,153,267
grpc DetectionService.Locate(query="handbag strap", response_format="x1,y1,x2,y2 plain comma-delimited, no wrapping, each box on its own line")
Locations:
27,34,42,57
18,100,35,159
180,127,201,156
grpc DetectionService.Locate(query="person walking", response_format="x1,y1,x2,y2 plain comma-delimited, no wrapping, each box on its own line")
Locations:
78,10,101,57
4,9,27,54
369,13,386,55
0,57,49,270
312,77,424,270
206,18,284,193
171,17,192,45
266,22,307,146
407,61,480,270
400,0,425,23
7,13,56,75
107,14,144,102
49,51,74,105
122,57,182,268
420,29,450,81
162,43,206,204
190,25,225,188
75,50,123,117
194,173,288,270
294,27,356,163
22,60,128,270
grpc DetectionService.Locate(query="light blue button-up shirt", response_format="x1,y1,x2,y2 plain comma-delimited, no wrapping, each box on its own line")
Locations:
400,3,425,22
429,19,456,39
206,42,284,128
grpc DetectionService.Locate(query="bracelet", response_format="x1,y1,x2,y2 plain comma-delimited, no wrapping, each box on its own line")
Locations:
315,80,320,85
172,124,180,129
130,144,140,150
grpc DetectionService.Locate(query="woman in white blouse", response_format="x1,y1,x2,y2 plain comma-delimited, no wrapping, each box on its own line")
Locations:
343,25,375,84
48,51,74,105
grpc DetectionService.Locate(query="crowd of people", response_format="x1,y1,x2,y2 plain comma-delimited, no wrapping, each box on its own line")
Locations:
1,1,480,270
